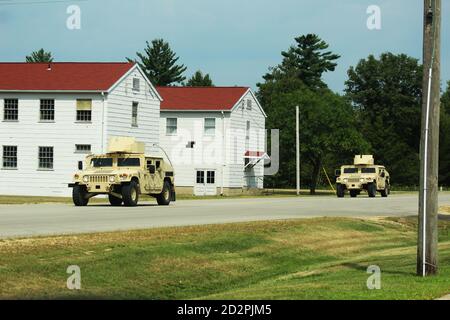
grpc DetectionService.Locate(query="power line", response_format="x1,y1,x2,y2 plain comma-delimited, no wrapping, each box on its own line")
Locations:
0,0,88,6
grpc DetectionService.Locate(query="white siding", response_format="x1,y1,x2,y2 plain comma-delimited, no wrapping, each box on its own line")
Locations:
228,91,266,189
0,93,104,196
106,69,160,154
159,112,226,192
159,89,266,192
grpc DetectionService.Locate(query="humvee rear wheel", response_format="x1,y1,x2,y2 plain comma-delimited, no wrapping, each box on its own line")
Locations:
381,185,389,198
157,181,172,206
350,190,358,198
368,183,377,198
336,184,345,198
122,180,139,207
73,185,89,207
108,194,123,206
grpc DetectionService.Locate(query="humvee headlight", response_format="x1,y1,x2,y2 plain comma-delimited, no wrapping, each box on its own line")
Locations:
343,178,348,183
74,174,80,180
360,178,365,183
109,176,116,183
83,176,89,183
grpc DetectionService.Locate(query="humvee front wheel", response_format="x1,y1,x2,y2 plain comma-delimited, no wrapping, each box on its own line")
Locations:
336,184,345,198
368,183,377,198
108,194,123,206
73,185,89,207
122,180,139,207
157,181,172,206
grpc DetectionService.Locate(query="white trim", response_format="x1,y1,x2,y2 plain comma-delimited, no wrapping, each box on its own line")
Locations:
107,64,163,101
230,88,267,118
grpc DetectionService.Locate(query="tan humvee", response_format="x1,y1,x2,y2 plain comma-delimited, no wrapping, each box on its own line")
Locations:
335,155,390,198
69,137,176,207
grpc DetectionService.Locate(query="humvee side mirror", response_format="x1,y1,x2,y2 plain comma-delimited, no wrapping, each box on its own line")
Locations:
78,161,83,171
335,169,341,177
149,165,156,174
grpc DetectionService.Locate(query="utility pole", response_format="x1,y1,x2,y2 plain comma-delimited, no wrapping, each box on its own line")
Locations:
296,106,300,196
418,0,440,277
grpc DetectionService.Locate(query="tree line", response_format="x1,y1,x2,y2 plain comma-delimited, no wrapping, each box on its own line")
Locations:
25,34,450,193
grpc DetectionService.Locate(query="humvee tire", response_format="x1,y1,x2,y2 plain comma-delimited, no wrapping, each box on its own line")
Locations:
157,181,172,206
122,180,139,207
368,183,377,198
108,194,123,206
336,184,345,198
381,185,389,198
350,190,358,198
73,185,89,207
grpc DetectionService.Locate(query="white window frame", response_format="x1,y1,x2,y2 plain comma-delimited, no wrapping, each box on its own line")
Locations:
75,144,92,154
132,77,140,92
132,102,138,127
38,146,54,170
3,99,19,122
246,99,252,110
166,118,177,135
246,121,251,140
204,118,216,136
76,99,92,123
39,99,55,122
2,145,17,169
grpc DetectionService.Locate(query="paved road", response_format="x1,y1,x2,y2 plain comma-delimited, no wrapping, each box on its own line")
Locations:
1,193,450,239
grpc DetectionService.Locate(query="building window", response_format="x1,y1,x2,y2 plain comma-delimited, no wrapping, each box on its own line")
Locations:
166,118,177,135
132,102,138,127
40,99,55,121
75,144,91,154
2,146,17,169
196,170,205,184
247,99,252,110
4,99,18,121
204,118,216,136
207,171,215,184
246,121,251,140
132,78,140,91
38,146,54,170
76,99,92,122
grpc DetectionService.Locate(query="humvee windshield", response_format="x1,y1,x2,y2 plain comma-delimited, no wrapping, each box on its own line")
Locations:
343,168,358,174
91,158,113,167
118,158,141,167
361,168,376,174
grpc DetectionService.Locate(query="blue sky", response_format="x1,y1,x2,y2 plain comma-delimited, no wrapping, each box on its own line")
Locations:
0,0,448,92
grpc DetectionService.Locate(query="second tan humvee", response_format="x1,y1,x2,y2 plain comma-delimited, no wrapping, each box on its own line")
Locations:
335,155,390,198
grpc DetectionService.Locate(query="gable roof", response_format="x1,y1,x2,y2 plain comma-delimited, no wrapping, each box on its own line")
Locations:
157,86,250,111
0,62,135,92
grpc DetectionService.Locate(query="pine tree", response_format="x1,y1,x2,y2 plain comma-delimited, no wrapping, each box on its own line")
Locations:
186,70,214,87
263,34,340,89
26,49,53,63
128,39,187,86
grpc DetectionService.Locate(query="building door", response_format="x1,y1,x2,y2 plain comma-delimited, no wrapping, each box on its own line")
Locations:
194,170,217,196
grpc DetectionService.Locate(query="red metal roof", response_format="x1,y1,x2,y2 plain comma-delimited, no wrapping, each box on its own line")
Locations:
0,62,135,91
157,86,249,111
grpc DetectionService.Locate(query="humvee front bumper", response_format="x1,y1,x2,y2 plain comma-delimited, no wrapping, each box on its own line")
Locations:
68,183,117,193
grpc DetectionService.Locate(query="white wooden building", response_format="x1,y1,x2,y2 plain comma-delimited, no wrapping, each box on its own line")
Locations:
157,87,267,196
0,62,161,197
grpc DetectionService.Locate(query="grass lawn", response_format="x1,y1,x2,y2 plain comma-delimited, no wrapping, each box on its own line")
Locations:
0,217,449,300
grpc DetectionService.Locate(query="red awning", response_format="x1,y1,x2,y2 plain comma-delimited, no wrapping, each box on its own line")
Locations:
244,151,270,169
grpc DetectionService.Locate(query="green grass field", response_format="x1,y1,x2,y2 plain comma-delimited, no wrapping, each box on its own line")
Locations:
0,217,449,300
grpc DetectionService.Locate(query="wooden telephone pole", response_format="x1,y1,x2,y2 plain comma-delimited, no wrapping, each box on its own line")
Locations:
417,0,440,277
